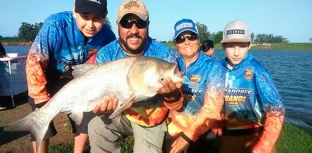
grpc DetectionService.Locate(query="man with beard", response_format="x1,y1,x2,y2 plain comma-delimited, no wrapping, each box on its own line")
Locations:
87,0,184,152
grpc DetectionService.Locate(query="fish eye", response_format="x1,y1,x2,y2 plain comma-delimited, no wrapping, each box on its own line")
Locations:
160,77,164,82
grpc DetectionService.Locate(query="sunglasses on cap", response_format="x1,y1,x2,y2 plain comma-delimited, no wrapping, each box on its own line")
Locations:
119,19,149,29
175,33,198,44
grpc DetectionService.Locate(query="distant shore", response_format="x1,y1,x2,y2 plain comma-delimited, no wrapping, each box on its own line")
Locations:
165,42,312,51
2,42,32,46
2,42,312,50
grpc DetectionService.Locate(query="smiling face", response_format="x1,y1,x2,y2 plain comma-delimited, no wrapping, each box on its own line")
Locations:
223,42,251,69
175,31,200,61
73,6,106,38
117,14,149,54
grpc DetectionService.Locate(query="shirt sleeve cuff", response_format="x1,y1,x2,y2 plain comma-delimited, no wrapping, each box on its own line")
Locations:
163,89,184,110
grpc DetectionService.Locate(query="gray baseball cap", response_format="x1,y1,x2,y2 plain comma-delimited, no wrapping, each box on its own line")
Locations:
220,19,252,44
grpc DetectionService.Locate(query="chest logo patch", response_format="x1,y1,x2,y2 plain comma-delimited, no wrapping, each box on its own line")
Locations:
244,69,253,81
189,74,201,85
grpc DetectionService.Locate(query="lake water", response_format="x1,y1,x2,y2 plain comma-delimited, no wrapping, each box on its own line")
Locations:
4,46,312,133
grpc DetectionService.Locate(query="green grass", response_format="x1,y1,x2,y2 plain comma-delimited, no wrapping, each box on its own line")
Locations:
119,136,134,153
49,141,90,153
48,123,312,153
252,43,312,50
276,123,312,153
48,136,135,153
164,42,312,50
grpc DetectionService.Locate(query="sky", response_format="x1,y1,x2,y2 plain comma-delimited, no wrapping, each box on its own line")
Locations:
0,0,311,43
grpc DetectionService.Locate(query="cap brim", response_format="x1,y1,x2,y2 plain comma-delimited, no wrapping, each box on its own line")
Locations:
220,39,252,44
117,11,148,23
174,29,199,39
75,5,106,18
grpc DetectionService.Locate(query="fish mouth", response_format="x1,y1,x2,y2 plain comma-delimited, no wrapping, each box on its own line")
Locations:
171,65,184,83
171,74,184,83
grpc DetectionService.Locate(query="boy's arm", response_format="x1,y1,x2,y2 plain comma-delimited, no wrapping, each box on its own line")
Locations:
253,114,284,153
252,67,285,153
26,22,58,104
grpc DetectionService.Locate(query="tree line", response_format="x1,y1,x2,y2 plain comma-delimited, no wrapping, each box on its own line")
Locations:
0,22,43,42
0,18,112,43
176,22,289,44
1,20,289,44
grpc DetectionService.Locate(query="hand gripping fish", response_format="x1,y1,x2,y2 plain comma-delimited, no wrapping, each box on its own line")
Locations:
4,56,183,151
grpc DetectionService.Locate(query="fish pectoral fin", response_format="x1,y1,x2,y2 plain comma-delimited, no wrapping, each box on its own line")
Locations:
69,111,84,125
71,63,97,78
109,94,136,119
142,93,157,98
135,92,157,102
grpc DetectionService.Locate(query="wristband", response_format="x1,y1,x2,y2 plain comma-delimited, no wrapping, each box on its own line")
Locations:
163,89,183,103
181,133,193,144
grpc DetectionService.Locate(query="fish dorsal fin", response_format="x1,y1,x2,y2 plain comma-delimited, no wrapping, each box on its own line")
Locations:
109,93,136,120
72,64,97,78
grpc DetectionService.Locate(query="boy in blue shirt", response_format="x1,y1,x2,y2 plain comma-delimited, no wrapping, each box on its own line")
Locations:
25,0,116,152
219,19,285,153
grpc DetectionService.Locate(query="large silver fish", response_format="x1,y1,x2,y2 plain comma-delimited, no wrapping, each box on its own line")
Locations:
4,56,183,151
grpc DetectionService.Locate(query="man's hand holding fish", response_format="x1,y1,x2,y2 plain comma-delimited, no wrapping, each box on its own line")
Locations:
93,71,184,115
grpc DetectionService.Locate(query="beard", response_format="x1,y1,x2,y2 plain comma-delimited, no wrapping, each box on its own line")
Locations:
118,30,149,55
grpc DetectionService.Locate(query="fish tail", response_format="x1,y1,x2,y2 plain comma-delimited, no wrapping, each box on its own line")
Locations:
4,111,50,152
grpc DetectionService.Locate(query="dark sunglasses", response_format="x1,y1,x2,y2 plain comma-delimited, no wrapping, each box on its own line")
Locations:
119,19,149,29
175,34,198,43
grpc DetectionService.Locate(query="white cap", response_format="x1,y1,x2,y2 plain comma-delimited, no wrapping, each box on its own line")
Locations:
220,19,252,43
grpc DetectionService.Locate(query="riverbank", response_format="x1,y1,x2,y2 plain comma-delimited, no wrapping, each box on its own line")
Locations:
164,42,312,50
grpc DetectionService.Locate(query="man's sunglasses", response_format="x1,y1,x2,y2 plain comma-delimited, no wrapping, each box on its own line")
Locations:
175,34,198,44
119,19,149,29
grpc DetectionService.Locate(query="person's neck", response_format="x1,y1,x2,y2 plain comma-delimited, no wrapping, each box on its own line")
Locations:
119,41,144,57
182,53,199,69
83,35,90,44
226,58,234,70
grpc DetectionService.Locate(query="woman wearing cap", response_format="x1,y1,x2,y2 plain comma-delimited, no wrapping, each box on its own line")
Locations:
201,39,215,57
163,18,226,153
25,0,116,152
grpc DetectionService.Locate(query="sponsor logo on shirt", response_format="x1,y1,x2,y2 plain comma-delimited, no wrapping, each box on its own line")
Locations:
224,88,253,105
189,74,201,85
182,86,203,101
244,69,253,80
